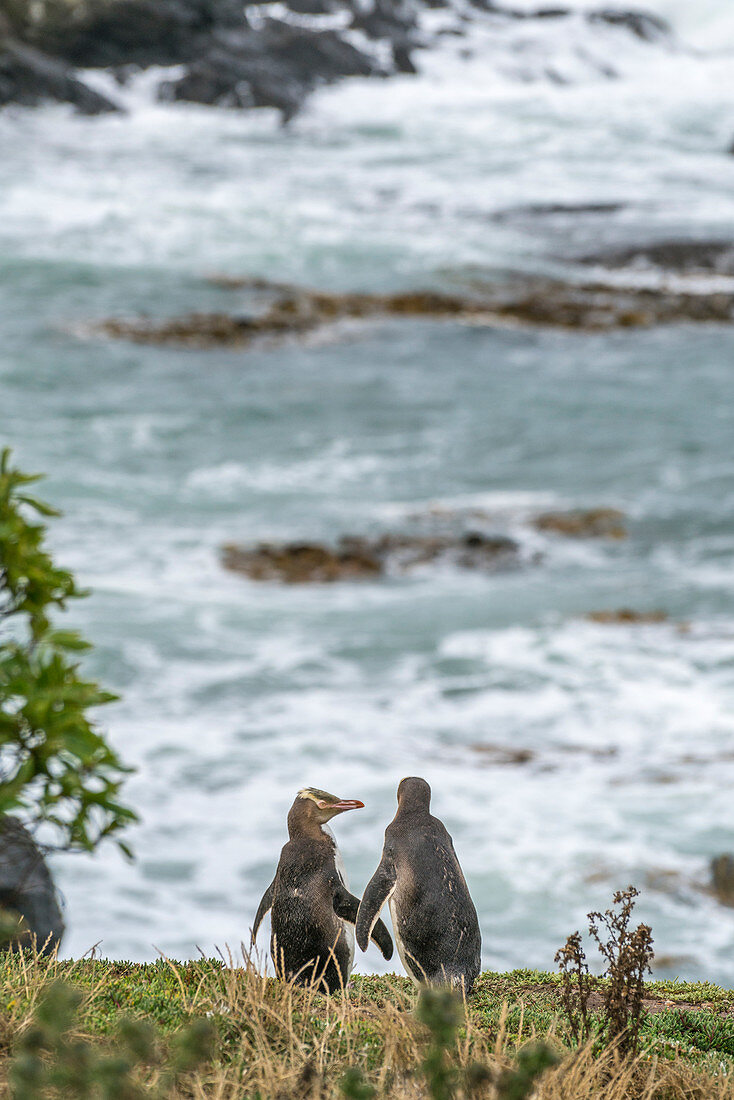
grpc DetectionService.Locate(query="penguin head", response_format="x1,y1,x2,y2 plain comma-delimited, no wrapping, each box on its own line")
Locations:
295,787,365,825
397,776,431,811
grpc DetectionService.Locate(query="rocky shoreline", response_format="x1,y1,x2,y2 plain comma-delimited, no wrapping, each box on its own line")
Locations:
0,0,677,117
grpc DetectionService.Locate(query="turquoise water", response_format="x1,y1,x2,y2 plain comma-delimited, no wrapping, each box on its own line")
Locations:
2,1,734,981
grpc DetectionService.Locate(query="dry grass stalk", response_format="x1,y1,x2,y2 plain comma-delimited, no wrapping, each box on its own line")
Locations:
0,946,732,1098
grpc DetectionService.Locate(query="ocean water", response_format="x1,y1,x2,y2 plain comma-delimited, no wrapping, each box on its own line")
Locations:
2,0,734,983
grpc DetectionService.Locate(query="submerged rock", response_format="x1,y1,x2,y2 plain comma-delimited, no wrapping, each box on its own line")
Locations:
579,239,734,276
493,200,625,221
94,288,473,346
92,274,734,350
586,608,667,624
470,743,536,765
0,817,64,954
532,508,627,539
490,280,734,327
585,8,670,42
98,311,261,347
222,540,382,583
222,531,523,582
649,952,696,973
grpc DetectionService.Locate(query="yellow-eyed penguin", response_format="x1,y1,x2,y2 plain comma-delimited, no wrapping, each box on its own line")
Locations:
355,777,481,993
252,787,393,992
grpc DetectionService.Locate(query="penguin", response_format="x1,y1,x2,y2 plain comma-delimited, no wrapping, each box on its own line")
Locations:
355,777,481,994
251,787,393,992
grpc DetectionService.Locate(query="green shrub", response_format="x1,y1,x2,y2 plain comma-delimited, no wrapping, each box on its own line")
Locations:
0,447,136,854
9,978,217,1099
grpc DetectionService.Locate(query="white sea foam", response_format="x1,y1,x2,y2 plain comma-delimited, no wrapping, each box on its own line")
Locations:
1,1,732,278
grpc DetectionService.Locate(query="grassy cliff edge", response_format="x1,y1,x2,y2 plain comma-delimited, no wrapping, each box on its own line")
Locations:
2,954,734,1096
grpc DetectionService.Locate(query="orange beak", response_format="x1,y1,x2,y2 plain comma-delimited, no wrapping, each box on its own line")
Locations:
318,798,364,812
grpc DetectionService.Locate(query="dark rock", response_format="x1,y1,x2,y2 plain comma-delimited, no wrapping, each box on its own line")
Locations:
533,508,627,539
364,530,523,572
466,1,568,16
256,20,377,82
159,49,305,117
0,817,64,954
464,0,668,37
494,201,625,220
579,239,734,276
351,0,418,42
222,541,383,583
286,0,337,13
0,37,120,112
393,43,417,73
710,854,734,907
1,0,678,118
33,0,244,68
222,530,523,583
160,22,377,116
586,8,671,42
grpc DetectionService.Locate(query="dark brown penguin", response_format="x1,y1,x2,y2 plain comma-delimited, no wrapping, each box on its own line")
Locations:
356,777,481,993
252,787,393,992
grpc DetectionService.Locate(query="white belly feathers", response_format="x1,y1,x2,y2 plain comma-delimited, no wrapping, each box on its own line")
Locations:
388,891,417,985
324,824,355,973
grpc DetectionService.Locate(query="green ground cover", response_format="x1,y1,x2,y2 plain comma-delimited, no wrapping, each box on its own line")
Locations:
3,954,734,1097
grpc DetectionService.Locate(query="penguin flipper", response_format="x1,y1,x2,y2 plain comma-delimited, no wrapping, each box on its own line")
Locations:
251,880,275,946
355,856,397,954
334,886,393,961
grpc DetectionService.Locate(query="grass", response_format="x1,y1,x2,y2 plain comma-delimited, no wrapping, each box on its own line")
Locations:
1,953,734,1096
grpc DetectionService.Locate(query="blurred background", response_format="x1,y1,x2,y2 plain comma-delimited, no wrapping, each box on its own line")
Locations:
1,0,733,981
